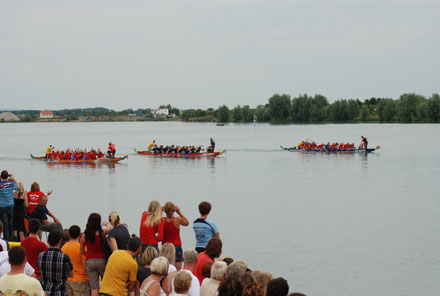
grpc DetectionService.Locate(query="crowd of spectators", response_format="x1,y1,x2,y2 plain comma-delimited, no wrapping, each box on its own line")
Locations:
0,171,306,296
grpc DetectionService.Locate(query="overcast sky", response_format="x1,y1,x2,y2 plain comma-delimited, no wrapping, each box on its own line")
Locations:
1,0,439,110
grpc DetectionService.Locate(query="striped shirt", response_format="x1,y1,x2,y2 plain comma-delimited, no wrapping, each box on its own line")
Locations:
0,180,18,207
38,248,73,296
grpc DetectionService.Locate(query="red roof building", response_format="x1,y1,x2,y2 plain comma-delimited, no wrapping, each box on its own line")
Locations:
40,110,54,119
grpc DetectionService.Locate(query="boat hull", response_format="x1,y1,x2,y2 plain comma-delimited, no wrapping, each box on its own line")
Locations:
134,148,226,158
280,146,380,153
30,154,128,162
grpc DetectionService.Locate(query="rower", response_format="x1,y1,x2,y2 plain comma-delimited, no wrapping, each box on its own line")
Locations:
107,142,116,158
148,140,156,151
361,136,368,150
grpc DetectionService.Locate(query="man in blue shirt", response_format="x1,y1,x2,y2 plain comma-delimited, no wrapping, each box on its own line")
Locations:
193,201,219,253
31,195,63,233
0,170,18,241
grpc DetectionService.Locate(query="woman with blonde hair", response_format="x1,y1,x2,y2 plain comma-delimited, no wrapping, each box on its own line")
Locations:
13,182,28,241
108,211,130,251
140,256,169,296
136,247,159,296
159,243,177,273
162,202,189,270
140,201,164,252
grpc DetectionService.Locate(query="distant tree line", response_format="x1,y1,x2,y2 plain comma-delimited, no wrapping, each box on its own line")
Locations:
199,93,439,123
4,94,440,123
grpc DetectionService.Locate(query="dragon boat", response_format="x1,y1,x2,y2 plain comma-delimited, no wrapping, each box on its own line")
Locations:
280,146,380,153
30,154,128,162
134,148,226,158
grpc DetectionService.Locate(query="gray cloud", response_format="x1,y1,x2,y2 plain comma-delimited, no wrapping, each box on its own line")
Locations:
1,0,439,110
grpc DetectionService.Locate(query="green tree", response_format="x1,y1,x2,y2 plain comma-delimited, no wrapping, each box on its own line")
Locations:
23,114,34,122
360,105,370,121
427,93,440,123
232,105,243,122
416,102,429,122
268,94,291,122
347,100,360,119
180,110,192,121
291,94,311,122
309,95,328,122
66,112,78,121
377,99,397,122
328,100,349,122
216,105,230,123
241,105,254,122
255,105,270,122
397,93,425,123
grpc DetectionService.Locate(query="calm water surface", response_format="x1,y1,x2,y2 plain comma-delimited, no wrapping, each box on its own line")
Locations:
1,122,439,295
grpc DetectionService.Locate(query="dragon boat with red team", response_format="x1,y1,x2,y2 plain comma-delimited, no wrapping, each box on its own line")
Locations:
134,148,226,158
30,154,127,162
281,138,380,153
280,146,380,153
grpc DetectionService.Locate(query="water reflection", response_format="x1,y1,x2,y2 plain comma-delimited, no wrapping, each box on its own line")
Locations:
208,157,216,169
44,161,119,171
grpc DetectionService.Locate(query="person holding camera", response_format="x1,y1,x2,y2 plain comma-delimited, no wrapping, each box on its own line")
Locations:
0,170,18,241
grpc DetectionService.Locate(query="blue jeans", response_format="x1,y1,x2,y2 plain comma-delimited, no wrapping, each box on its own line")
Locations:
0,206,14,240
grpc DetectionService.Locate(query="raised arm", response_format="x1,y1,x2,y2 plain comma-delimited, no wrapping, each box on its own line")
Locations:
102,221,112,236
8,174,17,185
24,191,29,208
175,206,189,226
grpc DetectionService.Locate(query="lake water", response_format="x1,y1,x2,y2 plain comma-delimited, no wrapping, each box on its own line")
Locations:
1,122,439,295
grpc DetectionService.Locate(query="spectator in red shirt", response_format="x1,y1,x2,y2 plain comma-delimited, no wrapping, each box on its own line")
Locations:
162,202,189,270
193,238,222,284
20,218,48,279
26,182,52,216
139,201,164,253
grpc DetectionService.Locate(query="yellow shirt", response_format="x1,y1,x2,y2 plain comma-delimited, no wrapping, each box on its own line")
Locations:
61,241,88,282
45,146,52,154
0,274,44,296
148,141,155,149
99,250,138,296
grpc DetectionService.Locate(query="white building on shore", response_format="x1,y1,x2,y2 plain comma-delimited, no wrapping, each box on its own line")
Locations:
151,108,169,118
40,110,54,119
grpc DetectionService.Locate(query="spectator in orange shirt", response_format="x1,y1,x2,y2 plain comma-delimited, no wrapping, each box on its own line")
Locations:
61,225,89,296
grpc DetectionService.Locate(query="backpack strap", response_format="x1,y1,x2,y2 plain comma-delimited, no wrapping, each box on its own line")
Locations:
193,218,216,237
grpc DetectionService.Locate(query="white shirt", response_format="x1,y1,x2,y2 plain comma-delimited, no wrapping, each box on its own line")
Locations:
200,278,220,296
168,264,177,273
172,270,200,296
0,239,8,252
0,251,35,277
